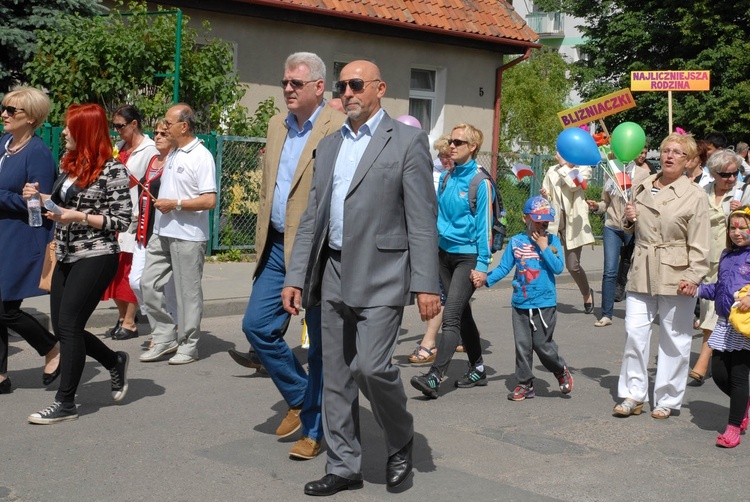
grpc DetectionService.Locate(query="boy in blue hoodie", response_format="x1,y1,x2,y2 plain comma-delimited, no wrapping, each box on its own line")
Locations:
472,196,573,401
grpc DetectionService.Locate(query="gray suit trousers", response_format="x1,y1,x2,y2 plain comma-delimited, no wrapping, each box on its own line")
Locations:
321,252,413,479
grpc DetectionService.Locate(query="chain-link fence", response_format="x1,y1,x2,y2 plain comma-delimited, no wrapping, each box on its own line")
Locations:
477,151,606,239
212,135,266,252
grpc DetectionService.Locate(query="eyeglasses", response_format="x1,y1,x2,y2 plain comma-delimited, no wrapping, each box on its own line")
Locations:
661,148,687,157
112,123,128,130
1,105,25,116
438,154,452,160
717,171,739,179
164,120,184,129
448,139,470,147
281,79,317,90
153,131,169,137
333,79,381,94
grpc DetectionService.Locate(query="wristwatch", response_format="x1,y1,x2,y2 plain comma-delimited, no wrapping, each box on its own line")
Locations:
176,199,182,211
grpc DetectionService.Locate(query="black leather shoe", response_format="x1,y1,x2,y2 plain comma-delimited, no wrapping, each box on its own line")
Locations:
584,289,595,314
386,437,413,488
0,377,11,394
112,327,139,340
303,474,363,496
42,365,61,386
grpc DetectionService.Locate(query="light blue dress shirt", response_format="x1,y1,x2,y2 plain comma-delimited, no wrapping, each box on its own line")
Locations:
328,108,386,250
270,102,325,233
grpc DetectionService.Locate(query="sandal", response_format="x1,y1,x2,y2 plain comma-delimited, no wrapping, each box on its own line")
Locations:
688,370,705,386
613,398,643,416
651,405,671,419
594,317,612,327
408,345,436,365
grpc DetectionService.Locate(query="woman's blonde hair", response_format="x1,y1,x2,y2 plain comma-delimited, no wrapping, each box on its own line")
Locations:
433,134,451,154
2,86,51,128
451,123,484,159
660,132,697,160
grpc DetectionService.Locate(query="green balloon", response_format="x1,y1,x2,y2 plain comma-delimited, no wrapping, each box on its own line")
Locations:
610,122,646,163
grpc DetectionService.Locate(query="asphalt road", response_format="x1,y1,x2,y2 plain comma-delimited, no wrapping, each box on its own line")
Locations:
3,251,749,501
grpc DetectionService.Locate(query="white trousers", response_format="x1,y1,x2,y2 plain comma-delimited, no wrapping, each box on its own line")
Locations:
618,292,695,409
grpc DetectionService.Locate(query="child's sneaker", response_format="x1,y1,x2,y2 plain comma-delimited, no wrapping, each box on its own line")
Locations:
554,365,573,394
455,364,487,388
410,371,441,399
508,383,535,401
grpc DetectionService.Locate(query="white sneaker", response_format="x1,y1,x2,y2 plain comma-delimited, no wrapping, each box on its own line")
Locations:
139,342,178,362
168,353,197,365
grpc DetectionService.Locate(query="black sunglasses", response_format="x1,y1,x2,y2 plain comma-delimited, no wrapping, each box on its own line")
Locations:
1,105,25,116
281,79,317,90
112,122,128,130
334,79,381,94
448,139,470,147
717,171,739,179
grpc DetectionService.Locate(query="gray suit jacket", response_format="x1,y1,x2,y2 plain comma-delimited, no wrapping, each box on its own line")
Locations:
284,112,439,308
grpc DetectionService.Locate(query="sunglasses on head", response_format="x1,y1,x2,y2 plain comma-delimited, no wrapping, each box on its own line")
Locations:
717,171,739,179
448,139,470,147
1,105,25,116
334,79,381,94
280,79,317,90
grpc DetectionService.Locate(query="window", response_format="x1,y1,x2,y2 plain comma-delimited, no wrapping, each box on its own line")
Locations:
409,69,435,133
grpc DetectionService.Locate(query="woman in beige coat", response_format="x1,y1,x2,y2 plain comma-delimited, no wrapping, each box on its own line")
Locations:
690,150,743,384
614,132,710,419
541,153,596,312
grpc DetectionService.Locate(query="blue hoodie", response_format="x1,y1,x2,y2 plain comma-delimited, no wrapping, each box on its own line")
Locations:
437,159,494,272
485,232,565,309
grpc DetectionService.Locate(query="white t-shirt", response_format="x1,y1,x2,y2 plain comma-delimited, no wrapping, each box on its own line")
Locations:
155,138,216,241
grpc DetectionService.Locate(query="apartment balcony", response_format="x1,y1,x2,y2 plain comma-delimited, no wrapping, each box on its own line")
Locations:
526,11,564,38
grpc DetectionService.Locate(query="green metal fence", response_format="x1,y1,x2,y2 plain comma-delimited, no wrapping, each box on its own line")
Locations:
9,124,604,254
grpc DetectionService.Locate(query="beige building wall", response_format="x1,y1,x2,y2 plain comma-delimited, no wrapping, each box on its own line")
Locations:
162,6,508,151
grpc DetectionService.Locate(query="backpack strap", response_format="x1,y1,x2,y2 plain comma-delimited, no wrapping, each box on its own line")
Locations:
467,168,494,214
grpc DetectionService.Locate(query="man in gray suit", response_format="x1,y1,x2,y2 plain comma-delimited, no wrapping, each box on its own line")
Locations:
282,60,441,496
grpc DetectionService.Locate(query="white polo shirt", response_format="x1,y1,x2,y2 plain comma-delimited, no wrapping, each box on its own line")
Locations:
155,138,216,241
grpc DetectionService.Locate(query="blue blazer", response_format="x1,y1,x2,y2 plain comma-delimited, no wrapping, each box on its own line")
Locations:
0,134,56,301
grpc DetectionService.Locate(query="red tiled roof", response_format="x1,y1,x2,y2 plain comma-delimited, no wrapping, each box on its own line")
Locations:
244,0,539,47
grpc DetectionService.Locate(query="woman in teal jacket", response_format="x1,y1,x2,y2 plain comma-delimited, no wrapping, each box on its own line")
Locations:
411,123,493,399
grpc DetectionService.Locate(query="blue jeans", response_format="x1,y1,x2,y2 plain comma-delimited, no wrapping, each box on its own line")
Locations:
241,231,323,441
601,226,632,319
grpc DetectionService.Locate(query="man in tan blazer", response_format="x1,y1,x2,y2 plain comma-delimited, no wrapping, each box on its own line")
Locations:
229,52,345,460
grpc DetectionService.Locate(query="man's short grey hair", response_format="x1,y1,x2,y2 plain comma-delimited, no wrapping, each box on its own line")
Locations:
737,141,749,154
706,149,742,177
285,52,326,81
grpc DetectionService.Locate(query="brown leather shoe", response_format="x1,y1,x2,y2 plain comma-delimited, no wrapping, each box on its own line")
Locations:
289,436,321,460
276,406,302,438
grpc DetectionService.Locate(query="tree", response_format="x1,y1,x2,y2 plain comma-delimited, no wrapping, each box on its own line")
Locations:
0,0,102,93
25,1,249,134
499,48,573,154
534,0,750,142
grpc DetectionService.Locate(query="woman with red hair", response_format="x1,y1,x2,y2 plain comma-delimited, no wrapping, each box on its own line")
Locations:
22,103,132,424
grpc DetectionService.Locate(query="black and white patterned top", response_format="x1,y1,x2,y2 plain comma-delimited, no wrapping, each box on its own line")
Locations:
51,158,132,263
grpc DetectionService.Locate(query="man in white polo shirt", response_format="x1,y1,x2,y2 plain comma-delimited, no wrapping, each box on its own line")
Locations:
140,103,217,365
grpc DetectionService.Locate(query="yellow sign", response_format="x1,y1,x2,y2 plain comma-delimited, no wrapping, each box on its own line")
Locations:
557,88,636,128
630,70,710,91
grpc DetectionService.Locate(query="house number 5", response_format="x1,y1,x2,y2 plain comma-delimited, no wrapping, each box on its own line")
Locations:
479,87,484,96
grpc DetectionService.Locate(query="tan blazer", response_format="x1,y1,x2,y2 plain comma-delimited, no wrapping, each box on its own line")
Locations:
625,174,710,295
254,105,345,278
542,163,595,249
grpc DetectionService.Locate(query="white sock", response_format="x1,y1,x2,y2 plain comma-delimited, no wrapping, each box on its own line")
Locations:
475,364,484,372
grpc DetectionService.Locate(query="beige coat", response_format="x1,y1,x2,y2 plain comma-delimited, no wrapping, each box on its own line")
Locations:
625,174,710,295
254,105,346,277
542,163,595,248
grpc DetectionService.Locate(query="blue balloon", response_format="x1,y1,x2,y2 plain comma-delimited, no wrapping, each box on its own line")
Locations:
556,128,602,166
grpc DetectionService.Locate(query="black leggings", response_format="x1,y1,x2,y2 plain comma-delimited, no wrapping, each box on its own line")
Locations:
0,295,58,374
50,254,119,404
712,350,750,426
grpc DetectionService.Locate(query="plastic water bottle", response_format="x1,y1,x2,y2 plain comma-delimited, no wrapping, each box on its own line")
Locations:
28,194,42,227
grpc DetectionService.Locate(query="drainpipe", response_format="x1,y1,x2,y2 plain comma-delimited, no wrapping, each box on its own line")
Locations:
492,47,533,177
